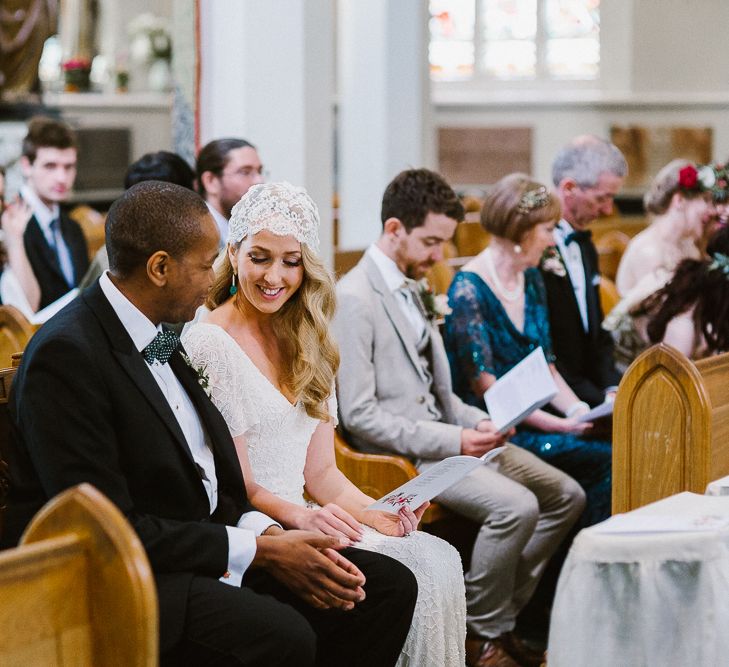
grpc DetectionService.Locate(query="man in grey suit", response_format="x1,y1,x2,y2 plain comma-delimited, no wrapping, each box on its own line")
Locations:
333,168,586,667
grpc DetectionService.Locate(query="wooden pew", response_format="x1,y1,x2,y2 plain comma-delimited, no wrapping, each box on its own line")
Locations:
0,483,157,666
613,344,729,513
0,364,17,539
0,306,35,369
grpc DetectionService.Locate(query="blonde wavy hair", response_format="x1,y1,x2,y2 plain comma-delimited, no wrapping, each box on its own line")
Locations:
207,243,339,422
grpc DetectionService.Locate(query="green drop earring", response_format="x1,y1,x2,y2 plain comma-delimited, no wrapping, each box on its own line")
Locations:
230,273,238,296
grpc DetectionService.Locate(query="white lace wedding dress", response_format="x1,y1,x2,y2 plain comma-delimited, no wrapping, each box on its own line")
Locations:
183,322,466,667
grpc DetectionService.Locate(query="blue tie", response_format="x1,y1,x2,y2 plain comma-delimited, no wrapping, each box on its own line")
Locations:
49,217,76,287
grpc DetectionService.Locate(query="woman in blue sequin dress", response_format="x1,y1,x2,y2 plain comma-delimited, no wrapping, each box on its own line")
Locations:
444,174,611,527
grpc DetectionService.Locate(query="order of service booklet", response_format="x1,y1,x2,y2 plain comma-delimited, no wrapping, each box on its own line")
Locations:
483,346,558,433
367,446,507,513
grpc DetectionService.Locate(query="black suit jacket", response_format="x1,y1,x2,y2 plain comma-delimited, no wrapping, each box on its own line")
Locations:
3,281,255,651
23,210,89,309
540,235,622,407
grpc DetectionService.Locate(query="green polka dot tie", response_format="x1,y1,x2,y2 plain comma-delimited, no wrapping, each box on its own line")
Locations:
142,330,180,365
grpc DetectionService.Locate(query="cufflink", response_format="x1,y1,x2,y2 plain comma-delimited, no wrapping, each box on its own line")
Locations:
223,571,231,579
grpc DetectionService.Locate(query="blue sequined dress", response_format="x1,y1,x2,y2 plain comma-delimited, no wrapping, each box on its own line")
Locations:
444,269,611,527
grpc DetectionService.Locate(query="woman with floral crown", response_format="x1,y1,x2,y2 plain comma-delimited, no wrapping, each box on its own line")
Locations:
182,181,466,667
615,159,718,298
443,173,612,527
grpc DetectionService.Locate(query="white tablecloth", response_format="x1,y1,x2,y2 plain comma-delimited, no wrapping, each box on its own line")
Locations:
548,492,729,667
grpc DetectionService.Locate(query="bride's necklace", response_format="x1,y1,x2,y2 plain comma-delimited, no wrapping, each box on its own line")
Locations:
483,248,524,302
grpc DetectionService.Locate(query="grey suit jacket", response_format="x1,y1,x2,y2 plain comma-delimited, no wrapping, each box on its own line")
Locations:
333,253,488,466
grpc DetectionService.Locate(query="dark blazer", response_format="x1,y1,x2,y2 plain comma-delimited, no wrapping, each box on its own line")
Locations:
540,235,622,407
3,281,254,651
23,210,89,309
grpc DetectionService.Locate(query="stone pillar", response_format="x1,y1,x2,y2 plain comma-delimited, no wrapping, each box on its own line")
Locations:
198,0,335,266
336,0,432,250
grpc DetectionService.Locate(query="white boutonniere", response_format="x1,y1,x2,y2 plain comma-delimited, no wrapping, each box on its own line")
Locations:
540,246,567,277
181,352,211,397
417,278,452,322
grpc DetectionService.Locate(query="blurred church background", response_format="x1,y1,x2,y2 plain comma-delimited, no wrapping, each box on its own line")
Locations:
1,0,728,268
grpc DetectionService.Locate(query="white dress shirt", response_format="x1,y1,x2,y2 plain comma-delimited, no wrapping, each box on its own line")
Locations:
206,201,229,246
99,272,278,586
553,219,589,333
367,244,427,340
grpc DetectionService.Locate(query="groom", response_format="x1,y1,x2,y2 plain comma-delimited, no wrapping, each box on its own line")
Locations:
3,182,417,666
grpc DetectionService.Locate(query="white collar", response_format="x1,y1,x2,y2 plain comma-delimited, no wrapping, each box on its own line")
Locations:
206,201,229,243
367,243,409,293
21,184,59,231
99,272,162,353
554,218,576,238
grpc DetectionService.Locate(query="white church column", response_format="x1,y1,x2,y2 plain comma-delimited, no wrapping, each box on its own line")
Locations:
336,0,432,251
198,0,335,266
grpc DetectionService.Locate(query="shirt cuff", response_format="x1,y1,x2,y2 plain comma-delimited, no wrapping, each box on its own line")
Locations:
220,512,281,588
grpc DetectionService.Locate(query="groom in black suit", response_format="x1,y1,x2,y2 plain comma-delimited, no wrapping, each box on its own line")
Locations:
540,135,626,408
3,181,416,666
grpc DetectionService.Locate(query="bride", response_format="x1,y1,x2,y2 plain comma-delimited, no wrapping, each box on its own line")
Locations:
183,182,466,667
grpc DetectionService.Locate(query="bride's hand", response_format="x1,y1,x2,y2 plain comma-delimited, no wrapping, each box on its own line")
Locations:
298,503,364,543
362,502,429,537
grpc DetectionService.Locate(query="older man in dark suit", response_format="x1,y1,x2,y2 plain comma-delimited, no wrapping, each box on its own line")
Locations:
3,181,416,666
541,135,627,408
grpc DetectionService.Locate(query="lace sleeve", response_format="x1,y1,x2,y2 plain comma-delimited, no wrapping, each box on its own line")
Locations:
445,273,496,382
181,324,259,438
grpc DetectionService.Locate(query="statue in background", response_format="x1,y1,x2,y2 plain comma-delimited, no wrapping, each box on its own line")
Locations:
0,0,59,100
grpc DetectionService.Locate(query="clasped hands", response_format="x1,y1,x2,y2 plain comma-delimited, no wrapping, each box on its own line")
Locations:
256,500,428,612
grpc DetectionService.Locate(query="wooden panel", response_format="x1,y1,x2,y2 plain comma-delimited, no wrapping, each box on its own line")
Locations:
0,306,35,369
610,126,712,193
613,344,717,513
438,127,531,186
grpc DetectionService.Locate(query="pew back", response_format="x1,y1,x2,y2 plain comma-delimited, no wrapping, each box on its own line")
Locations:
0,483,157,666
0,306,35,369
613,344,729,513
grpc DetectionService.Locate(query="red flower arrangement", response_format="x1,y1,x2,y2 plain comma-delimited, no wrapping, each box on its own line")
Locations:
62,57,92,92
678,165,699,190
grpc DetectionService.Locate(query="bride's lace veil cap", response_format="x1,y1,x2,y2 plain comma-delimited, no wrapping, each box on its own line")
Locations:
227,181,320,252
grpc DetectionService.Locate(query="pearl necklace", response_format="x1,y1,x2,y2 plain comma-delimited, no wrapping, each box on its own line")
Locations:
483,248,524,302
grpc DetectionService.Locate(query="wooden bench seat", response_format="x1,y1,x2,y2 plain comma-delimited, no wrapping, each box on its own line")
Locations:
613,344,729,513
0,483,157,666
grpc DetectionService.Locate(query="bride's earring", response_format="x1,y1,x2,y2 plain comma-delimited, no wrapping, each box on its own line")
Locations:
514,244,522,254
229,272,238,296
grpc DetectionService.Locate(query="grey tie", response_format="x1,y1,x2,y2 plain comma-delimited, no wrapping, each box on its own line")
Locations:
49,217,75,287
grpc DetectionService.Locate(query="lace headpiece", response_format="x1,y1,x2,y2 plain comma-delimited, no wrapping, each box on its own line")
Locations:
228,181,320,251
517,186,550,214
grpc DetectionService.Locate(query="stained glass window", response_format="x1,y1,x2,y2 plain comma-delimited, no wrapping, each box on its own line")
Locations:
429,0,600,82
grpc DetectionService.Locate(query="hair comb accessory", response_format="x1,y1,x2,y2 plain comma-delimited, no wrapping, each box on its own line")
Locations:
517,186,550,214
708,252,729,278
228,181,320,251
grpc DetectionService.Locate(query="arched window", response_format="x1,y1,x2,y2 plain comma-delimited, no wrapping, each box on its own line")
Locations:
429,0,600,84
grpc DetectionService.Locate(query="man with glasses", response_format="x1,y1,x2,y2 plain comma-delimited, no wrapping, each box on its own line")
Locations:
541,135,627,408
196,138,266,244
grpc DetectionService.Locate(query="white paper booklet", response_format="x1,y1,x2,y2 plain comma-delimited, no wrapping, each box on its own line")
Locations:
367,446,507,513
484,347,558,433
575,399,613,424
